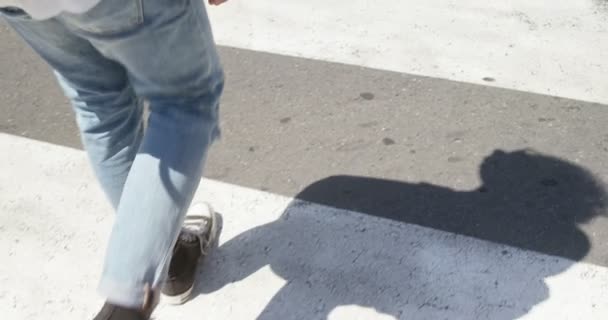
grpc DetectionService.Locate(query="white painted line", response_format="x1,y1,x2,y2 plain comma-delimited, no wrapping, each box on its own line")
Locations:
208,0,608,104
1,133,607,319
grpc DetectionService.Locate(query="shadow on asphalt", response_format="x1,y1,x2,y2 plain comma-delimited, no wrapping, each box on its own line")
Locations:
195,149,607,319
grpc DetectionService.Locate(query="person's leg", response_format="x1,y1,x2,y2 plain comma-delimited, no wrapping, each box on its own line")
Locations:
2,9,143,209
3,0,223,312
57,0,224,308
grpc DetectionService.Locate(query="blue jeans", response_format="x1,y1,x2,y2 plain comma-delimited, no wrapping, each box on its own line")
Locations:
2,0,224,308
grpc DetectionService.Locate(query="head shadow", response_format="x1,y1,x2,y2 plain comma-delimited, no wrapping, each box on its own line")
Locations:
195,149,607,319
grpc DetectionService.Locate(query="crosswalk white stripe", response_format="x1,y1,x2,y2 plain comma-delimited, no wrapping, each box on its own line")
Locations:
1,133,607,319
208,0,608,104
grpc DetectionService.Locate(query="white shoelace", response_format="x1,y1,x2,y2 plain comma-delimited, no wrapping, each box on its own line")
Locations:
180,215,213,255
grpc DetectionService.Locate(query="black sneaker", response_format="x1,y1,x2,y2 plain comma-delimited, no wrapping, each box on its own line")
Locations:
93,303,148,320
161,203,219,305
93,295,158,320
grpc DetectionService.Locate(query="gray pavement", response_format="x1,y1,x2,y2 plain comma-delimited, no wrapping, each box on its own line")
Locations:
2,23,608,267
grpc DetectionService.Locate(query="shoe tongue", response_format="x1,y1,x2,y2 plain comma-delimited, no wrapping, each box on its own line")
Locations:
178,231,199,243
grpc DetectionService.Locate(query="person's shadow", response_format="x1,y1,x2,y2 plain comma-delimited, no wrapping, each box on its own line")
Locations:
195,149,607,319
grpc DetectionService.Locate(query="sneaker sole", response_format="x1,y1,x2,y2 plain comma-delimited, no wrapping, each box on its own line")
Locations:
162,284,195,306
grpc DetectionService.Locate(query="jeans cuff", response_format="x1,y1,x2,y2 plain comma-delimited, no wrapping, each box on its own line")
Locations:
98,279,147,309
